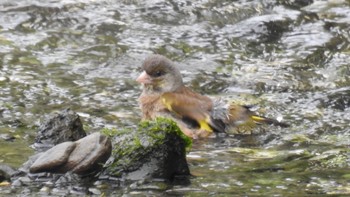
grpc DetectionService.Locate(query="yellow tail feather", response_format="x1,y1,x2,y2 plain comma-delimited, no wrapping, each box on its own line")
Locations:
251,115,267,122
251,115,289,127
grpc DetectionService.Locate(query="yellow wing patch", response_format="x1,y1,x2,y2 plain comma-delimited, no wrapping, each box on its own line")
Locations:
199,118,213,132
161,96,173,111
161,93,213,133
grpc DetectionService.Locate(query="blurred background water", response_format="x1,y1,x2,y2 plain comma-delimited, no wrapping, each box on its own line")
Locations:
0,0,350,195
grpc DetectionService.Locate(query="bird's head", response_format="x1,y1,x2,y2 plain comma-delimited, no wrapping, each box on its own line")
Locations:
136,55,183,93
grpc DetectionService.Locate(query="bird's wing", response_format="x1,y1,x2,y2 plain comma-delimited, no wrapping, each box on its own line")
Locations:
227,103,290,128
161,92,214,132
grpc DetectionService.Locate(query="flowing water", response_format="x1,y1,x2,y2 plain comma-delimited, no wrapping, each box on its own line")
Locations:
0,0,350,196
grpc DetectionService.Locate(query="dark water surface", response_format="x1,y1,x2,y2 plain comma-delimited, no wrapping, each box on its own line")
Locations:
1,0,350,195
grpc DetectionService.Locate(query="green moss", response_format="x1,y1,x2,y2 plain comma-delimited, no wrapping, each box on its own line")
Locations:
133,136,142,147
101,127,120,137
138,117,192,150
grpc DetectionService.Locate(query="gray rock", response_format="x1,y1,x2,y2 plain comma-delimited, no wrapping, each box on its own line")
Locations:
29,142,76,173
0,164,16,181
65,132,112,174
34,108,86,150
29,132,111,175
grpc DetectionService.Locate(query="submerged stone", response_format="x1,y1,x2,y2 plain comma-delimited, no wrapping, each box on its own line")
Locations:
104,117,191,180
0,164,16,182
308,148,350,169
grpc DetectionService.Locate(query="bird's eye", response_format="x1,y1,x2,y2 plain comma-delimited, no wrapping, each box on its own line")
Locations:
154,70,163,77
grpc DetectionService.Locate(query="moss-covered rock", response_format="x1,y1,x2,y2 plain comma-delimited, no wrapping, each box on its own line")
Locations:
103,117,191,180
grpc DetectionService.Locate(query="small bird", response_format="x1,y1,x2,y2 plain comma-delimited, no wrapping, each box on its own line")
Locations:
136,54,289,139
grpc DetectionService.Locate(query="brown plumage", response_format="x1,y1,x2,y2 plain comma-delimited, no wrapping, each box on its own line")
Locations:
136,54,289,139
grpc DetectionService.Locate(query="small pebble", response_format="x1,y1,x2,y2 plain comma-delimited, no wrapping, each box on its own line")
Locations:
88,187,102,195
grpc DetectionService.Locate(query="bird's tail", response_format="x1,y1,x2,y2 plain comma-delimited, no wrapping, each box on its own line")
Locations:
251,115,290,128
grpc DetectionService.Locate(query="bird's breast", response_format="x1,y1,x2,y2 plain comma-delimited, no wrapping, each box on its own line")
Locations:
139,93,167,120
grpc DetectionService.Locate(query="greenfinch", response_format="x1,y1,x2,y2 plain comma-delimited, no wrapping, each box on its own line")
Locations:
136,55,288,139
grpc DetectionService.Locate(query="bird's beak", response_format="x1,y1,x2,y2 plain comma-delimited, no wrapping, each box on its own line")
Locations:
136,71,152,85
